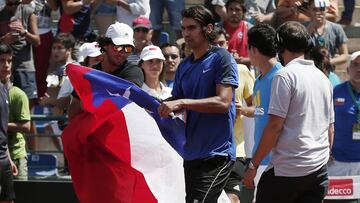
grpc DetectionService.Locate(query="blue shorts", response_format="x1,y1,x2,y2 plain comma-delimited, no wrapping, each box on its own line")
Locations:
149,0,185,31
12,70,38,99
95,2,116,15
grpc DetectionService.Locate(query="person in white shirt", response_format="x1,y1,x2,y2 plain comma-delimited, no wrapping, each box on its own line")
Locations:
107,0,150,27
139,45,171,101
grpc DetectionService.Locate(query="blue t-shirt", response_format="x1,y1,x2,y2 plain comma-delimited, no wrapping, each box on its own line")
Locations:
172,46,239,161
252,63,282,165
333,81,360,162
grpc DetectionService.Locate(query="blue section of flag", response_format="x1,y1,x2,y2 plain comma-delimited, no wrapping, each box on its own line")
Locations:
83,68,186,157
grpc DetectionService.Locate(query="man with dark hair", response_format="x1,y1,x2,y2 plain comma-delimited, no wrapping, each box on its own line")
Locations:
238,23,282,203
158,6,238,203
243,21,334,203
0,43,18,203
160,43,181,88
0,42,30,181
212,25,255,203
223,0,251,66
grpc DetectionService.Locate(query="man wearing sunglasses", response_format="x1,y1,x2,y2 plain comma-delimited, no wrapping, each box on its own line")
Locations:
68,22,144,120
128,16,153,64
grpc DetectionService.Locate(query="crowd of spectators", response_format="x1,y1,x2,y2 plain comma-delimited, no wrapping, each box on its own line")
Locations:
0,0,359,202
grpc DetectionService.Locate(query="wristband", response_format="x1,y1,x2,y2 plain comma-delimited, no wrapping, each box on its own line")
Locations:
248,160,258,170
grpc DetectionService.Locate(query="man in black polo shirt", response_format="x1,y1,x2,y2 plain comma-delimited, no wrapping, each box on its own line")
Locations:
0,43,17,203
68,22,144,119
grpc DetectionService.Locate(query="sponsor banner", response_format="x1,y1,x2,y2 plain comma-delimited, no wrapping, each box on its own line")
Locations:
325,176,360,199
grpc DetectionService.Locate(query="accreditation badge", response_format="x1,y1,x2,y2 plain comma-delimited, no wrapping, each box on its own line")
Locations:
352,123,360,140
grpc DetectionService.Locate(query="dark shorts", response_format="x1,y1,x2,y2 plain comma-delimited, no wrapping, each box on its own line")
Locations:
12,70,38,99
224,158,254,203
184,156,234,203
0,159,16,201
224,157,247,196
256,165,328,203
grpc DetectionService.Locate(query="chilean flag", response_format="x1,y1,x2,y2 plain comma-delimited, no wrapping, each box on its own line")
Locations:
62,64,187,203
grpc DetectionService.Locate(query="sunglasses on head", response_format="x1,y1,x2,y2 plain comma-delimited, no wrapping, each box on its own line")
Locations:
112,45,134,53
163,54,179,60
134,27,149,33
6,0,21,6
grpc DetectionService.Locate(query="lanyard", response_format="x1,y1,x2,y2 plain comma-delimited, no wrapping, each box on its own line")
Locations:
347,81,360,121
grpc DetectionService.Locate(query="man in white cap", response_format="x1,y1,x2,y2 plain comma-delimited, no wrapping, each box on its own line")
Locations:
329,51,360,180
78,42,103,67
95,22,144,87
68,22,144,119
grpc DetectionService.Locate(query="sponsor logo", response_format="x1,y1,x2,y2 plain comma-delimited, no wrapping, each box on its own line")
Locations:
327,179,353,196
254,106,264,116
237,32,243,39
334,97,345,106
202,69,211,73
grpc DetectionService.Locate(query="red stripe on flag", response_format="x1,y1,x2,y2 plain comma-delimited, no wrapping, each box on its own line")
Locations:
62,96,157,202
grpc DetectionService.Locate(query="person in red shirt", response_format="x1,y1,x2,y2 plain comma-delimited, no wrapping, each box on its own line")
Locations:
223,0,251,66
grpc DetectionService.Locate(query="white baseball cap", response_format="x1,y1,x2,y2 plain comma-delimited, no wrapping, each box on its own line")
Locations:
140,45,165,61
105,22,134,47
78,42,102,62
351,51,360,62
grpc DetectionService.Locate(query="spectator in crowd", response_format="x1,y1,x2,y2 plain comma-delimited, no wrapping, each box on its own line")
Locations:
309,45,341,87
139,45,171,100
212,26,255,203
52,41,103,121
44,33,76,92
0,44,30,181
108,0,150,27
0,0,41,106
39,33,76,166
243,21,334,203
329,51,360,178
337,0,355,26
68,22,144,120
58,0,94,41
157,6,238,202
274,0,338,27
32,0,58,98
243,0,276,24
0,43,18,203
223,0,251,66
204,0,227,23
150,0,184,45
176,38,192,58
239,23,283,203
307,0,348,66
78,42,103,67
160,43,181,88
93,0,116,36
128,16,153,63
